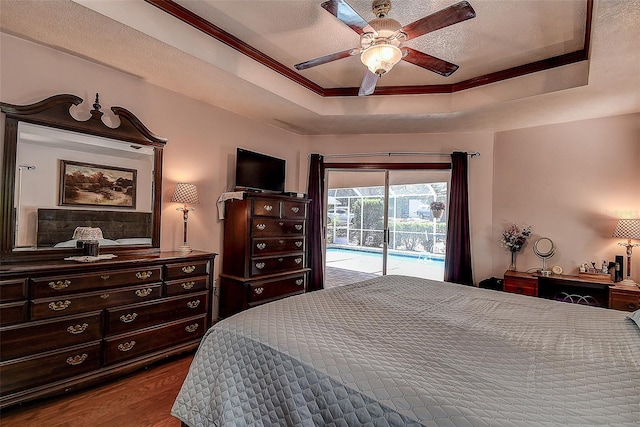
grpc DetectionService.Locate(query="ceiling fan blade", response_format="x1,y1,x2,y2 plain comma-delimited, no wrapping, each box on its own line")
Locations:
402,1,476,40
358,70,379,96
402,48,459,77
321,0,372,35
294,48,360,71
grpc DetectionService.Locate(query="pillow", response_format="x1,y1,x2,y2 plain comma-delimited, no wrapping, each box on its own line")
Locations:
627,309,640,330
115,238,152,245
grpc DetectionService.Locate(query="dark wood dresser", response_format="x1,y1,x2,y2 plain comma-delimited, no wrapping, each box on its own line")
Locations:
219,193,310,318
0,250,216,409
503,270,640,311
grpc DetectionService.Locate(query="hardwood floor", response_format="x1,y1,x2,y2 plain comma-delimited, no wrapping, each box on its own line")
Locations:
0,353,194,427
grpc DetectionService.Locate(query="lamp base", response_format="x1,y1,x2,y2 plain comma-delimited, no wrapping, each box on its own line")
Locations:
178,245,192,253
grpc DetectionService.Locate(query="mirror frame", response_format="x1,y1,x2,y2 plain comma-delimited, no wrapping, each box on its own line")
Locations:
1,94,166,261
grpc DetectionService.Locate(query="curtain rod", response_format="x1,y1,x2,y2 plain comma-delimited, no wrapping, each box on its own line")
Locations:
319,151,480,159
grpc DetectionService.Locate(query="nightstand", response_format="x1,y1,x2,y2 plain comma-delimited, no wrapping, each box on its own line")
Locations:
609,284,640,312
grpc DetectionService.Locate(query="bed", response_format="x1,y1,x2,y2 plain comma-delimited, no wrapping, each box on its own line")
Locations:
172,275,640,426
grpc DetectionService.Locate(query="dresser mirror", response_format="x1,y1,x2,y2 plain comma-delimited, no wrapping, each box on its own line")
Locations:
1,94,166,260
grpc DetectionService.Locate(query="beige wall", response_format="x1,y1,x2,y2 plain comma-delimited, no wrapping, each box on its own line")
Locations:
2,33,639,287
493,114,640,281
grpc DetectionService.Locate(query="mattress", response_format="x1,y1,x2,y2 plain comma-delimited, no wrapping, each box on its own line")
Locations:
172,275,640,426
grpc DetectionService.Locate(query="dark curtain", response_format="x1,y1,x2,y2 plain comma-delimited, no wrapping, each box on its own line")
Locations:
444,151,473,285
307,154,325,291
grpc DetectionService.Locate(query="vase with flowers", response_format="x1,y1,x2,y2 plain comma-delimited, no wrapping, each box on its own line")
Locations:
430,201,445,219
501,224,533,271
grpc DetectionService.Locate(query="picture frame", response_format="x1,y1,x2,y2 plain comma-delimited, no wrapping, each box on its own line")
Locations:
59,160,137,208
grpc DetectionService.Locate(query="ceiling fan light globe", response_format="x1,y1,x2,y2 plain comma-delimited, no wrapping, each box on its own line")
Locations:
361,44,402,76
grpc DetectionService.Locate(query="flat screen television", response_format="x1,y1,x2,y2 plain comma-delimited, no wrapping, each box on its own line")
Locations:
235,148,286,193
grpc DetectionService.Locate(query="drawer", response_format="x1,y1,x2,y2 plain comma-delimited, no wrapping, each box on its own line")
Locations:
252,237,305,256
0,311,102,361
610,291,640,312
0,301,28,326
105,292,208,336
251,219,305,237
282,200,307,219
248,273,307,305
30,265,163,298
165,276,209,296
252,198,281,217
250,254,305,276
0,341,101,395
31,283,162,321
0,279,27,302
165,260,209,280
504,281,537,296
104,315,206,365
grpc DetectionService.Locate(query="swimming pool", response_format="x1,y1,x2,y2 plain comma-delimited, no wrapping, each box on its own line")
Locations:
326,246,444,280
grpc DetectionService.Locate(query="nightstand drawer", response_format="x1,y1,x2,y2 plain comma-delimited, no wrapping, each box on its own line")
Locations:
104,315,206,365
30,266,162,298
0,341,102,394
504,281,537,296
0,311,102,360
248,273,306,304
609,288,640,312
105,292,208,335
31,283,162,320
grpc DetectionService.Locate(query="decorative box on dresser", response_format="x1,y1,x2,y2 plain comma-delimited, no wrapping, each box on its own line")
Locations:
503,270,640,311
0,251,216,409
219,193,310,318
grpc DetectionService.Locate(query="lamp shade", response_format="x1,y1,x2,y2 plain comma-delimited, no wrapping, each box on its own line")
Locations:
612,219,640,239
171,183,199,205
72,226,103,241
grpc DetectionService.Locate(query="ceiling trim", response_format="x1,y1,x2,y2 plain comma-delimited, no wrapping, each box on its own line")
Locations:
145,0,593,98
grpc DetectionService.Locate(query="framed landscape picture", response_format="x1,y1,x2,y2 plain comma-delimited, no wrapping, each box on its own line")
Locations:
59,160,137,208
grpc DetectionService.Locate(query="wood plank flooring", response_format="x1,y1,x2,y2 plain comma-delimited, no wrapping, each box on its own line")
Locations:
0,353,194,427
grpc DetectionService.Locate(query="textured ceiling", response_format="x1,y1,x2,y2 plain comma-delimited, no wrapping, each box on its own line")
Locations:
1,0,639,135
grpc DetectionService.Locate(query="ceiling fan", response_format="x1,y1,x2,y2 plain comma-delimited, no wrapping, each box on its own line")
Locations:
294,0,476,96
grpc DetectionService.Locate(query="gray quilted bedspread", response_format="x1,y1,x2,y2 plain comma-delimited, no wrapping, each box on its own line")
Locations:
172,276,640,426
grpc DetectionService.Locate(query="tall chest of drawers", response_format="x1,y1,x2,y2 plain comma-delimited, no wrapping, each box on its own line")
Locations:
219,193,310,318
0,250,215,409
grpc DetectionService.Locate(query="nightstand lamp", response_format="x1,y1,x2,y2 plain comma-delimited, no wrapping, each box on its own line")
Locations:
171,183,200,253
612,218,640,288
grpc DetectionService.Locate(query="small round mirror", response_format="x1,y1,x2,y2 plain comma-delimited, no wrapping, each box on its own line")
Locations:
533,237,556,275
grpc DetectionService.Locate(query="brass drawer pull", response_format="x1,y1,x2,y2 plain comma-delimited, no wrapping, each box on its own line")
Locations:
182,265,196,274
279,240,284,244
49,300,71,311
295,241,303,247
279,222,284,226
264,204,273,211
135,288,152,298
185,323,199,333
119,313,138,323
135,271,153,280
187,300,200,309
255,262,266,270
254,287,264,295
291,207,300,213
256,243,267,250
181,281,195,290
294,258,302,264
101,275,110,280
100,293,110,299
67,323,88,334
66,354,88,366
117,341,136,352
278,258,284,262
256,223,266,230
295,279,304,286
48,280,71,290
294,224,303,231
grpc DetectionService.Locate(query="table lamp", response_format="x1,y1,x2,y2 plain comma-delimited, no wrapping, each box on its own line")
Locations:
612,218,640,287
171,183,199,253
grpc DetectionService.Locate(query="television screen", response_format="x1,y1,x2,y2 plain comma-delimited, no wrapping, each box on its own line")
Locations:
235,148,286,193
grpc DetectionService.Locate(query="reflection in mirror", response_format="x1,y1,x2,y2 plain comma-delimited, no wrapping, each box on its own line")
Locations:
15,123,155,250
533,237,556,275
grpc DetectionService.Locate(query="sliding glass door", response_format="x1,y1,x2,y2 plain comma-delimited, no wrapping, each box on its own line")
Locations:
324,166,450,287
